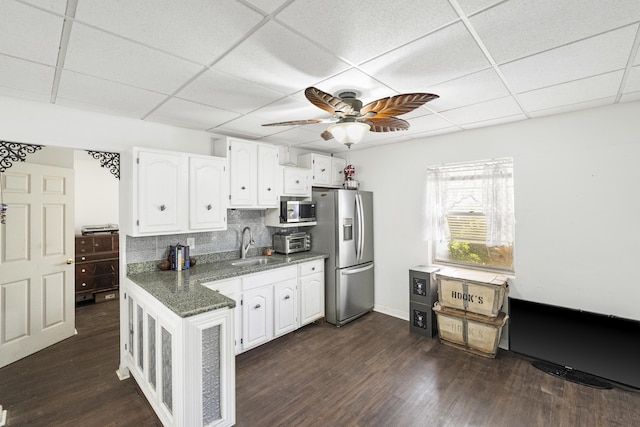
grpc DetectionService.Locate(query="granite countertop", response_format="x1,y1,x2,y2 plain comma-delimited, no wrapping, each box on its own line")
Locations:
126,252,328,318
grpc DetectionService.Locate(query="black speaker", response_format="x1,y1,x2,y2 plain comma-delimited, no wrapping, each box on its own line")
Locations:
409,266,439,337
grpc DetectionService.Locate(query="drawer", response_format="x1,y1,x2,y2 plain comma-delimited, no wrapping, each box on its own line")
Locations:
242,265,297,291
93,235,117,253
203,278,240,298
299,259,324,276
76,260,118,278
76,280,95,292
75,237,94,255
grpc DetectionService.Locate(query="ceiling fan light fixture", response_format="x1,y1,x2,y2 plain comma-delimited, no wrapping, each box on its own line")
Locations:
328,121,370,148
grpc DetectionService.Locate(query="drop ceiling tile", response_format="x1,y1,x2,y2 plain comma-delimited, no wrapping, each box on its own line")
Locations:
74,0,263,64
359,22,491,92
177,69,286,114
56,71,168,117
0,55,55,101
146,98,241,131
518,71,624,112
461,114,527,129
439,96,523,125
456,0,504,15
20,0,67,14
407,113,460,133
470,0,640,63
249,95,328,125
310,68,399,103
275,0,458,65
297,139,345,153
64,23,204,94
212,115,278,139
0,1,63,65
427,68,509,112
624,66,640,93
408,126,460,140
245,0,290,14
620,92,640,103
259,127,322,146
501,25,637,93
214,22,350,94
528,97,616,118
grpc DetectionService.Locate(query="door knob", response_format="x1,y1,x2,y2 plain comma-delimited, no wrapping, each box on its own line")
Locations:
66,259,74,264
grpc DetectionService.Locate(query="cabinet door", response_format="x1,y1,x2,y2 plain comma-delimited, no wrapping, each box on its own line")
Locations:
229,140,256,206
274,279,297,337
138,151,183,233
257,144,278,207
300,272,325,326
331,157,347,187
312,155,331,186
282,167,310,196
204,278,242,355
242,286,273,350
189,156,227,230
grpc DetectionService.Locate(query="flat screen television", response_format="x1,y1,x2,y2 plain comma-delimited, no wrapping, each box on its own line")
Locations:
508,297,640,390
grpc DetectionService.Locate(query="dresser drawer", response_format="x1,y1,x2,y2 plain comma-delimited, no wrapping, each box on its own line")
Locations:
299,259,324,276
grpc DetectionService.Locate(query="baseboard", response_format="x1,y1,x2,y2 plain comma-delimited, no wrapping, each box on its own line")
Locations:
373,305,408,321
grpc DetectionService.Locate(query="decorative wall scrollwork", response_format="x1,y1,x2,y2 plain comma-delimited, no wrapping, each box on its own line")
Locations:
86,150,120,179
0,141,44,172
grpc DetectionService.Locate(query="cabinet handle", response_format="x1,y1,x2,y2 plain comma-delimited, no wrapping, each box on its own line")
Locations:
295,180,300,184
267,187,271,191
82,283,87,287
254,304,261,309
321,168,326,172
284,295,290,300
207,204,212,210
241,186,246,190
311,267,315,271
81,268,86,273
160,204,166,211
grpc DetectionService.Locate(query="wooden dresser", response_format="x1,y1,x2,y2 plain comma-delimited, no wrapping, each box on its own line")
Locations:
75,233,119,303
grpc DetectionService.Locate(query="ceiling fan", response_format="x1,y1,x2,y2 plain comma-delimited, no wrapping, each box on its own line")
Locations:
262,87,439,148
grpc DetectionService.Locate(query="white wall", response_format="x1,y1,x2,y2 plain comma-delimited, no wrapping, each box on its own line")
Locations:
0,96,217,154
73,150,119,234
344,101,640,321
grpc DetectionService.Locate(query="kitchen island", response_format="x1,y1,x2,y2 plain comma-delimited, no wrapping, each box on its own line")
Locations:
118,252,327,427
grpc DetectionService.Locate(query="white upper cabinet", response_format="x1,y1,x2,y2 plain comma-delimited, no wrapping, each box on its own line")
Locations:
281,166,311,197
228,139,257,206
136,150,184,234
298,153,345,188
257,144,279,206
217,137,279,208
331,157,347,187
189,155,227,230
121,147,228,236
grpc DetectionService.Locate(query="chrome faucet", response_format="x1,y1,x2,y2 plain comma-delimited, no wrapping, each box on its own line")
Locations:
241,226,254,259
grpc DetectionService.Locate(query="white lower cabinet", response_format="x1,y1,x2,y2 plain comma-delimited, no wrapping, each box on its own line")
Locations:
122,281,235,427
298,259,325,326
274,278,298,337
203,260,324,355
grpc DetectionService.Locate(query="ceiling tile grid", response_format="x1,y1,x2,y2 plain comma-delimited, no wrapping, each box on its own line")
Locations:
0,0,639,152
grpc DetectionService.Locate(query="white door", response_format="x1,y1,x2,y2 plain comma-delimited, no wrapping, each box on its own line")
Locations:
229,140,256,207
274,279,297,337
242,286,273,350
256,144,278,207
0,163,75,368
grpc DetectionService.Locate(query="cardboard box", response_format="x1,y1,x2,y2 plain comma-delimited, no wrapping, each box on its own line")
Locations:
433,302,508,358
436,268,509,318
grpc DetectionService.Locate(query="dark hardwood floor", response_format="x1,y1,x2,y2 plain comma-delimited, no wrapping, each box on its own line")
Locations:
1,302,638,427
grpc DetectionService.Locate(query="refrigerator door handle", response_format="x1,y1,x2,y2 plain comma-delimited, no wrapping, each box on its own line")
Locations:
341,263,374,275
355,194,361,262
357,194,365,262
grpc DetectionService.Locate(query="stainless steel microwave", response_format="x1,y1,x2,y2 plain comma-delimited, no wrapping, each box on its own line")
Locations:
280,200,316,223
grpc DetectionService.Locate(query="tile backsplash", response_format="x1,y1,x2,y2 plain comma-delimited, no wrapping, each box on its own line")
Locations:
126,209,286,264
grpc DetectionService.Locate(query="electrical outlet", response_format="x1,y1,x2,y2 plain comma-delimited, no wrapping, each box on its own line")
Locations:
187,237,195,249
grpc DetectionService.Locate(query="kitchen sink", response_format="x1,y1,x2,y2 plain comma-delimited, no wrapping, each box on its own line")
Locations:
231,257,272,267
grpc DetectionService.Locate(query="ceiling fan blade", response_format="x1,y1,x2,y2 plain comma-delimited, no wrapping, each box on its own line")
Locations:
262,119,328,127
305,87,354,115
361,93,438,118
320,130,334,141
365,116,410,132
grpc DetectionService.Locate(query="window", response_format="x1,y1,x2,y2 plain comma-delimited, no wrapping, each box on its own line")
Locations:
426,158,514,271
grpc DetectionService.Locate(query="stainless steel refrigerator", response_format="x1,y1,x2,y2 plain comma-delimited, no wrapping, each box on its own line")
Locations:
310,189,374,326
